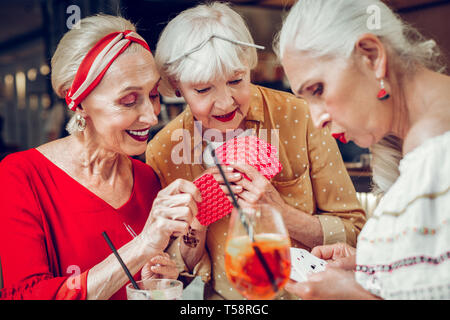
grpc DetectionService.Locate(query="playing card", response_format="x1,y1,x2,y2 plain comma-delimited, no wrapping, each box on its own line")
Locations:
193,173,233,226
289,264,308,283
214,136,282,180
290,247,327,282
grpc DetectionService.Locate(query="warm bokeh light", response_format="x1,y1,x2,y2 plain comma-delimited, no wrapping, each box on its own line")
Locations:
40,64,50,76
27,68,38,81
4,74,14,99
41,93,51,109
15,71,26,109
29,94,39,110
4,74,14,85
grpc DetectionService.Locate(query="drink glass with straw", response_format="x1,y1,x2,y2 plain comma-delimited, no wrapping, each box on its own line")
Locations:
211,150,291,299
102,231,183,300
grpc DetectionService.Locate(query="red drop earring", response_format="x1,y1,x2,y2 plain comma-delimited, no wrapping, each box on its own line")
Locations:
377,79,390,100
175,89,181,97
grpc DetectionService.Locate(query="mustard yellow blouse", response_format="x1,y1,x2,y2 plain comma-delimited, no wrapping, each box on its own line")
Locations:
146,84,366,299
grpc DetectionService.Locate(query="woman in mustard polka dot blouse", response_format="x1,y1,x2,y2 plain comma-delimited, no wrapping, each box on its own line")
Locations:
145,3,366,300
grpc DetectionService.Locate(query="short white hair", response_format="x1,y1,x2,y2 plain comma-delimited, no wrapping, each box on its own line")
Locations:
275,0,446,194
155,2,258,97
51,14,143,135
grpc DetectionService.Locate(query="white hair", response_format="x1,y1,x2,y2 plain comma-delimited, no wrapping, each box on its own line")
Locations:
155,2,258,97
51,14,143,135
275,0,444,73
369,135,403,195
275,0,446,194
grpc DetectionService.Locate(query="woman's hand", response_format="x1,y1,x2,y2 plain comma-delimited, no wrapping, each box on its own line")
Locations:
311,243,356,270
285,243,375,299
226,163,326,248
285,268,379,300
200,166,244,198
140,179,202,253
141,252,179,280
227,162,287,211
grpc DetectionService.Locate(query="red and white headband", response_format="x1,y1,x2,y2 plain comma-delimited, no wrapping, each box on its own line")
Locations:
65,30,151,111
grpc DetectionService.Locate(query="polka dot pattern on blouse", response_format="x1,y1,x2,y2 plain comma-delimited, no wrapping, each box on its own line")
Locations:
146,84,366,300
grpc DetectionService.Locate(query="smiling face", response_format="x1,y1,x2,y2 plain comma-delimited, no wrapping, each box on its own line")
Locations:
281,48,393,148
177,68,252,133
80,49,161,156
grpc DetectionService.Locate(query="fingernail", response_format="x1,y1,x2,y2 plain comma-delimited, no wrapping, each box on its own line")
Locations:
233,173,241,178
235,185,243,190
225,167,234,172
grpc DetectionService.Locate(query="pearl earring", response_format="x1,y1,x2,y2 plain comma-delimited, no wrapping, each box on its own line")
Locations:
76,114,86,131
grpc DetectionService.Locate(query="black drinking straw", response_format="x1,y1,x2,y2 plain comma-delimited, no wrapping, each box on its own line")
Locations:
211,150,253,239
211,150,278,293
102,231,140,290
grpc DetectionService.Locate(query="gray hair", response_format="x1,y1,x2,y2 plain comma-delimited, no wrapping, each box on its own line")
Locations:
155,2,258,97
275,0,445,73
51,14,143,135
275,0,446,194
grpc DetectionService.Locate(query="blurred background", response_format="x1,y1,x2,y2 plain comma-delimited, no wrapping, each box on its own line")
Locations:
0,0,449,193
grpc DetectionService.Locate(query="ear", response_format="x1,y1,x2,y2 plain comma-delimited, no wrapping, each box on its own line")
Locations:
76,105,88,117
354,33,387,80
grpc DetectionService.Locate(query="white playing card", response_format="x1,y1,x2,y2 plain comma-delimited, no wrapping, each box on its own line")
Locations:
289,264,307,283
290,247,327,282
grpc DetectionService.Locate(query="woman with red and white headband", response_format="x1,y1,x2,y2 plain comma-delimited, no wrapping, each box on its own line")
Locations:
0,14,201,300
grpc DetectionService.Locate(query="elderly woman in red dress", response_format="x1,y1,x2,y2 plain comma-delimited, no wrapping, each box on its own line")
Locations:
0,14,200,300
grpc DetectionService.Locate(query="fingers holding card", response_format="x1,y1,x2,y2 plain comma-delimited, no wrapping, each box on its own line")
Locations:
215,136,283,180
192,136,282,226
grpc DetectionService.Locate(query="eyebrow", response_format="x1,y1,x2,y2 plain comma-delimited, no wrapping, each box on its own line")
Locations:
119,77,162,94
295,77,317,96
295,83,306,96
120,86,142,94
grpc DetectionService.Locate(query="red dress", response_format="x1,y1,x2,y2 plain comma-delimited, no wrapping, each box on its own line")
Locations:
0,149,161,299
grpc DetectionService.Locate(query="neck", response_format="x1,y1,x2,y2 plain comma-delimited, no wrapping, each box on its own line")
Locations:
68,133,129,182
389,67,443,140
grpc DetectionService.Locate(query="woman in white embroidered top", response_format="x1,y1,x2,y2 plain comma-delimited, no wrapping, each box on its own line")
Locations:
277,0,450,299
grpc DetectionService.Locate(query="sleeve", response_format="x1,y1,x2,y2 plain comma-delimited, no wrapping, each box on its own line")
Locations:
306,117,366,247
356,137,450,299
0,271,88,300
0,155,88,300
146,139,168,188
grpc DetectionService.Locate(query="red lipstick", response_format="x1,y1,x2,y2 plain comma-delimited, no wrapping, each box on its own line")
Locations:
126,128,150,142
332,132,348,144
213,109,237,122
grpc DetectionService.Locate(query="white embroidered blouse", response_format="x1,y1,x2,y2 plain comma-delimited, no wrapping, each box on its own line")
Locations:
355,131,450,299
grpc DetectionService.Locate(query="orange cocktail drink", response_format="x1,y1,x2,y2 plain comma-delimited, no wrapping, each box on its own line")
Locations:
225,233,291,300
